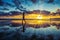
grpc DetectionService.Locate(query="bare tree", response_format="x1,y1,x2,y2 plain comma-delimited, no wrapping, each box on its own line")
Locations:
13,0,27,32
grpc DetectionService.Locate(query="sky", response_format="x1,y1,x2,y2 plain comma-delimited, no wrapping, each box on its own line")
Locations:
0,0,60,12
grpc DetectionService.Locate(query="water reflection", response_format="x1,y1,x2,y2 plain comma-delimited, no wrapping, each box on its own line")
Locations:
0,19,60,29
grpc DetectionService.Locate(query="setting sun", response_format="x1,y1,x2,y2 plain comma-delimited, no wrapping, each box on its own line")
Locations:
37,15,42,19
25,14,43,19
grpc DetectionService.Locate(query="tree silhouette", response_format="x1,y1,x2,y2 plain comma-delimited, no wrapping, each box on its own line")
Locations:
13,0,27,32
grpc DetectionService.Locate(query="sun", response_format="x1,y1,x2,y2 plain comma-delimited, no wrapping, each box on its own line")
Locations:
37,15,42,19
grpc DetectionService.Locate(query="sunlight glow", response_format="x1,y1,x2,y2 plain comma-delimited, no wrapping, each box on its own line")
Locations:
37,15,42,19
25,14,43,19
0,14,60,25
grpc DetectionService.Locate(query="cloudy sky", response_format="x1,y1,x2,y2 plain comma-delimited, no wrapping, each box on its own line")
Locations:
0,0,60,12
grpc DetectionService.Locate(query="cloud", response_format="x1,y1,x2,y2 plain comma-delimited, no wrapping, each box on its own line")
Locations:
0,0,4,6
31,0,38,3
47,0,54,3
0,0,60,12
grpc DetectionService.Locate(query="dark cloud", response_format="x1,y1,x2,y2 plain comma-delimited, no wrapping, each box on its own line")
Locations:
47,0,54,3
51,18,60,21
0,0,4,6
5,2,14,7
31,0,37,3
0,0,14,7
0,8,9,10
